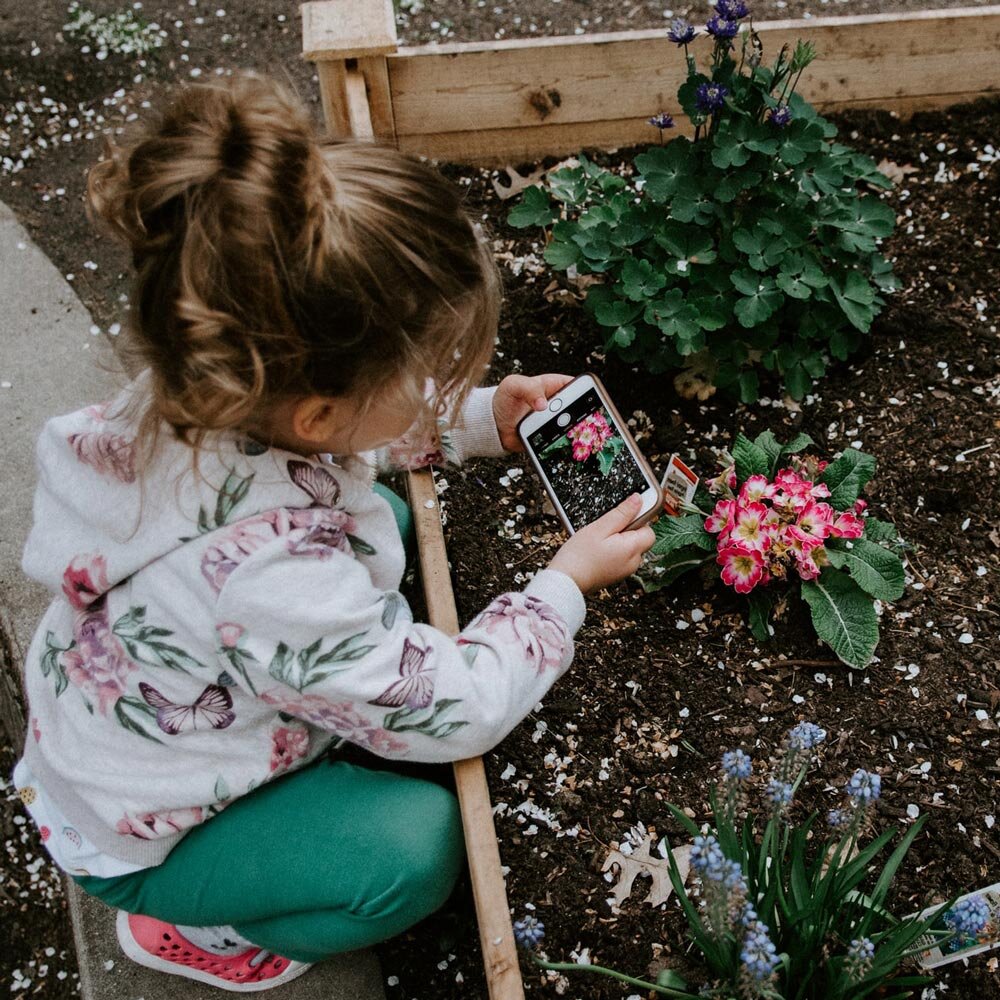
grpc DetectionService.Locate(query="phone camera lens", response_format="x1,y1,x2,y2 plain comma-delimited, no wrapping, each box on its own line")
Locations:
557,412,571,427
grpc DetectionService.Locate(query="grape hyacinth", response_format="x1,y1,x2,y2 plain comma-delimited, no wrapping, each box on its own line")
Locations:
706,14,740,39
846,769,881,805
667,17,697,44
844,937,875,981
788,722,826,752
696,82,730,113
769,104,793,127
944,895,990,945
722,749,753,780
766,778,793,809
827,808,848,830
648,112,676,130
513,914,546,951
739,918,780,987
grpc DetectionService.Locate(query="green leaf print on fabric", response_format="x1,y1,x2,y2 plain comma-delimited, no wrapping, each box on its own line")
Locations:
382,698,469,740
216,623,260,696
113,606,209,674
40,631,73,697
182,468,256,540
113,695,164,744
267,633,376,692
380,592,407,631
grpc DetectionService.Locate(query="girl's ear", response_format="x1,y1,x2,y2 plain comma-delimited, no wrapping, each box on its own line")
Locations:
291,395,343,445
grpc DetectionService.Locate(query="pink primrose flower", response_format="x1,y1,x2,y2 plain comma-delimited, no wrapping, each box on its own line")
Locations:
739,475,776,505
705,498,736,538
730,502,772,553
830,511,865,539
853,499,868,515
68,431,136,484
567,412,613,462
62,554,110,611
786,501,834,546
717,544,765,594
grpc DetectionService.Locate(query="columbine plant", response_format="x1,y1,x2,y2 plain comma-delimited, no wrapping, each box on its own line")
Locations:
507,0,897,402
514,723,986,999
644,430,905,668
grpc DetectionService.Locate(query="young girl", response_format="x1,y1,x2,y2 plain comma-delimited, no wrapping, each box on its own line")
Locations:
13,74,653,992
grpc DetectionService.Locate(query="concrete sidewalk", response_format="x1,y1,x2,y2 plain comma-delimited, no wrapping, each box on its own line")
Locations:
0,201,386,1000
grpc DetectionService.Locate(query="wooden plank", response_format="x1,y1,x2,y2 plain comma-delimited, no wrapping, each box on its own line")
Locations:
386,8,1000,143
407,469,525,1000
359,55,397,144
345,68,375,139
397,88,998,165
317,60,352,137
302,0,397,61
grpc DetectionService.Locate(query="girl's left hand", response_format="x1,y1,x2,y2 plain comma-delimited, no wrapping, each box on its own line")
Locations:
492,374,574,452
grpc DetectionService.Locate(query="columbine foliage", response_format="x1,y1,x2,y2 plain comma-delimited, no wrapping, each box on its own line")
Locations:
514,724,986,999
64,2,165,60
507,4,898,402
643,431,905,668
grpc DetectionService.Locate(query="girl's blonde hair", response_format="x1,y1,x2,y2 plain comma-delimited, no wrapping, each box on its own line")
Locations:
87,73,500,455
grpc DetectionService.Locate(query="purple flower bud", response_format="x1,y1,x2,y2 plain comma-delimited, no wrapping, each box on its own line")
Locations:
770,105,793,127
648,113,676,130
513,914,546,950
715,0,750,19
944,895,990,940
846,769,881,805
696,82,730,113
722,748,753,780
787,722,825,751
667,17,697,44
706,14,740,39
741,920,780,982
766,778,793,807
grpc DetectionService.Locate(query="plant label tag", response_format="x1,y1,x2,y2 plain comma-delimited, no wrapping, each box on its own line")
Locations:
908,882,1000,969
661,454,699,516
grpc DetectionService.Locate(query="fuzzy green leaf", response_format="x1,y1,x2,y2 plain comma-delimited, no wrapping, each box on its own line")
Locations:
825,538,905,601
801,569,879,668
641,545,713,592
821,449,877,509
733,433,770,481
652,514,714,556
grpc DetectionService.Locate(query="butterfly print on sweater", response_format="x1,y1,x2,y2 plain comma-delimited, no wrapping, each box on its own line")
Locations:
139,682,236,735
370,638,435,709
288,461,342,507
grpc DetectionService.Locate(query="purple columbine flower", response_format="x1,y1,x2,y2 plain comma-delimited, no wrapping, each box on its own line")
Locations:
513,914,546,950
667,17,697,44
696,82,730,113
770,104,793,127
648,112,676,130
722,748,753,780
715,0,750,19
706,14,740,39
944,895,990,941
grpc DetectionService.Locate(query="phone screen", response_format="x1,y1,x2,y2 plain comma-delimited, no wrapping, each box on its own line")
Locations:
528,388,650,531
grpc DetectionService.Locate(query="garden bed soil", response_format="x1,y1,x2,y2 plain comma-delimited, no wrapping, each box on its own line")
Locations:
1,1,998,997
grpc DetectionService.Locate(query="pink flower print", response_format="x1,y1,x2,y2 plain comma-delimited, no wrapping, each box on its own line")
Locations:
472,593,568,675
116,806,206,839
201,508,359,592
216,622,245,649
62,603,136,715
68,431,136,483
39,826,51,842
387,434,447,471
31,717,41,743
260,690,410,756
269,725,310,773
717,544,765,594
62,554,110,611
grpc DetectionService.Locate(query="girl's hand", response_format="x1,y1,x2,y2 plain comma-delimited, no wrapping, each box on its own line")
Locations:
548,494,656,594
492,373,574,452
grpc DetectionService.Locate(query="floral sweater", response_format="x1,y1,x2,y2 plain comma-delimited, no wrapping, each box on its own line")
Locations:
17,380,585,867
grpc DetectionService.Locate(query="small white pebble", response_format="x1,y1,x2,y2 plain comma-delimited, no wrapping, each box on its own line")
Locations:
386,976,399,987
906,803,920,819
690,608,705,623
103,960,114,971
958,633,974,645
675,619,689,630
423,500,435,509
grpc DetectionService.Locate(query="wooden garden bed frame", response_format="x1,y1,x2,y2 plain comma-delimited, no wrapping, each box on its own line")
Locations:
301,3,1000,996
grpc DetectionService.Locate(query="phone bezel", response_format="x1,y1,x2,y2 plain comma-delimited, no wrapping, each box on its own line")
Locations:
517,373,662,535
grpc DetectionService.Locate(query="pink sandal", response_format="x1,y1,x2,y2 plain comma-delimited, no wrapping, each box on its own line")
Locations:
115,911,312,992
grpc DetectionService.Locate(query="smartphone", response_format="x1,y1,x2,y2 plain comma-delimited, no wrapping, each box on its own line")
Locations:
517,374,662,534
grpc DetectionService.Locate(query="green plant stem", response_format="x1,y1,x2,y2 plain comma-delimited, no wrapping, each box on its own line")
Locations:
529,955,698,998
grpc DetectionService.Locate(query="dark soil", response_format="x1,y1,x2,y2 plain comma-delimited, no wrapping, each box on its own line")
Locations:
2,1,998,999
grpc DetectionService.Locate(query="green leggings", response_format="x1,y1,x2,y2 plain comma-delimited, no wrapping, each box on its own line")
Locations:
76,758,464,961
75,484,460,963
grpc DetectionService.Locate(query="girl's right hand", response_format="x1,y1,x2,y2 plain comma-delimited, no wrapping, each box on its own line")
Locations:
548,494,656,595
